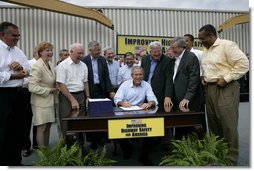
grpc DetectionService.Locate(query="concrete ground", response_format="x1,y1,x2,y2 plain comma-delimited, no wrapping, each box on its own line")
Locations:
21,102,250,167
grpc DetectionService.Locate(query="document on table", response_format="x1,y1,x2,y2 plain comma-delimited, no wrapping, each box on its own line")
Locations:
120,105,142,111
88,98,111,102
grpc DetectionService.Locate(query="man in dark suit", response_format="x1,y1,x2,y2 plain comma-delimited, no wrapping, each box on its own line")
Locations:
140,41,174,165
82,41,114,99
141,41,174,110
170,37,202,112
81,41,115,149
170,37,203,139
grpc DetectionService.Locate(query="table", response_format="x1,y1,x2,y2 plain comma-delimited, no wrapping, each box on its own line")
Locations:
63,108,206,136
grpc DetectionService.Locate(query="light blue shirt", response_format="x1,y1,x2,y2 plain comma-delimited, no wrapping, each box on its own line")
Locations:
148,57,157,84
114,79,158,106
107,60,120,88
117,64,133,85
91,56,99,84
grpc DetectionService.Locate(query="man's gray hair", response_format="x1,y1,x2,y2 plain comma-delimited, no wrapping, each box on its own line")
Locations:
69,43,83,51
88,40,101,50
149,41,162,50
171,37,186,49
103,46,113,55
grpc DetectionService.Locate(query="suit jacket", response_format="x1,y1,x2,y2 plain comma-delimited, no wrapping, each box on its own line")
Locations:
141,54,174,108
173,50,202,111
29,58,58,107
81,55,112,97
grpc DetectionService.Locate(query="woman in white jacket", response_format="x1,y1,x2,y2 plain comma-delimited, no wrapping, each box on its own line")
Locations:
29,42,58,147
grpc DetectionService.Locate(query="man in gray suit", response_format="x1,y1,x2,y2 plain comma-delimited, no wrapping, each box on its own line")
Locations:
170,37,202,112
170,37,203,140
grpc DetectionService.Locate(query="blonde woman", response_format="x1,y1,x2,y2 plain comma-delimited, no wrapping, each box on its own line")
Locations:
29,42,58,147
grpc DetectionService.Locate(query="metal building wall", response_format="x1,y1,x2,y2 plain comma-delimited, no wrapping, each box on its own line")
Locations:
0,6,249,65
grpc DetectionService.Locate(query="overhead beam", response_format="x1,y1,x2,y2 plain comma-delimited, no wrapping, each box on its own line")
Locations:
2,0,114,29
218,13,249,33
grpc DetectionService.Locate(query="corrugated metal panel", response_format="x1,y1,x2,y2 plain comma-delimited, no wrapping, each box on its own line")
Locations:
0,7,249,65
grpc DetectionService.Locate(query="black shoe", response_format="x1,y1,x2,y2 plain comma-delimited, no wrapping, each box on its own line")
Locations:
138,154,153,166
22,149,31,157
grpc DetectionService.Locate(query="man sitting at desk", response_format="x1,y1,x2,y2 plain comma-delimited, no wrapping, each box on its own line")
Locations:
114,66,158,165
114,66,158,109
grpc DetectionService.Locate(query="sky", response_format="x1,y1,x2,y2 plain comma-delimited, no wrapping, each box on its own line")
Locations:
61,0,249,11
0,0,249,11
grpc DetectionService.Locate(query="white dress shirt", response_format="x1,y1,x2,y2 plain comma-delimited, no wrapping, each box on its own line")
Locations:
56,57,88,92
173,49,185,82
114,79,158,106
117,64,133,85
28,58,38,66
190,48,203,76
0,40,30,87
23,58,38,88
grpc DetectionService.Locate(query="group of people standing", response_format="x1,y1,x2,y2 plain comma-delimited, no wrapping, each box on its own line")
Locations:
0,21,249,166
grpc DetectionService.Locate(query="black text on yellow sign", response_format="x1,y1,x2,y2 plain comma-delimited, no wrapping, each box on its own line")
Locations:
117,35,203,55
108,118,164,139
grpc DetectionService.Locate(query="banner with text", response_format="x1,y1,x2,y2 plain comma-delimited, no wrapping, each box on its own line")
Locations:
117,35,203,55
108,117,164,139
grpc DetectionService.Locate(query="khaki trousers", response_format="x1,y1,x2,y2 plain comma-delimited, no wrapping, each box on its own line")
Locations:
205,81,239,163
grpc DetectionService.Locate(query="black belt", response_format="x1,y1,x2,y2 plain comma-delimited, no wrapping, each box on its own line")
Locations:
206,82,217,86
70,91,83,94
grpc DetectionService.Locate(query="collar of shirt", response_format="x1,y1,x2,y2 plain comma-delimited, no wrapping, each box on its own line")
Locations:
129,80,144,88
175,49,185,61
127,64,134,68
0,39,14,51
209,37,221,49
150,55,161,62
66,57,76,65
90,55,98,61
107,60,113,65
210,37,221,49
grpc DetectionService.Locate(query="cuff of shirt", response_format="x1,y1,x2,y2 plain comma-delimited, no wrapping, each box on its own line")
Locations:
224,75,233,83
6,72,11,81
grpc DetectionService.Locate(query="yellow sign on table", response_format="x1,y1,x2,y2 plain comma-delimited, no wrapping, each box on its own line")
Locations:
108,117,164,139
